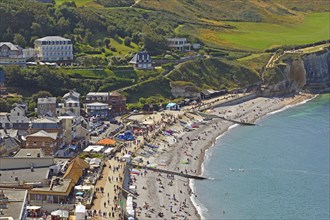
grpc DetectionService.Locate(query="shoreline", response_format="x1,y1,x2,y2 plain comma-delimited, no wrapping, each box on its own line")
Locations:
190,92,318,219
132,92,317,220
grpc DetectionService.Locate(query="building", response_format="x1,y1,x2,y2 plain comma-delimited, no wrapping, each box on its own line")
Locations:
0,42,25,65
37,97,57,117
85,92,109,103
25,130,60,156
129,51,152,69
85,102,110,117
58,116,89,148
29,157,89,205
167,38,191,52
0,103,29,129
34,36,73,62
0,68,7,95
30,117,62,135
0,188,28,220
60,90,81,116
28,117,64,155
109,91,127,115
0,130,21,156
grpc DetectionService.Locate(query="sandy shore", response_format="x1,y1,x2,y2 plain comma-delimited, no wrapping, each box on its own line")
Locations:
129,92,315,220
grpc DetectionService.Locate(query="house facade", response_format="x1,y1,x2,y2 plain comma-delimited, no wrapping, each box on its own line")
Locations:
58,116,89,148
167,38,191,52
34,36,73,62
109,91,127,115
37,97,57,117
0,42,26,66
129,51,152,69
0,104,29,129
25,130,59,156
85,102,109,117
85,92,109,103
62,90,80,116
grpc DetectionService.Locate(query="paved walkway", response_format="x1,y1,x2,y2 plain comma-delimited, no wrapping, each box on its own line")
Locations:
90,159,125,219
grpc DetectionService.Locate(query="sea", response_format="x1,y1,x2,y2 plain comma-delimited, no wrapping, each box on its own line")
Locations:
192,93,330,220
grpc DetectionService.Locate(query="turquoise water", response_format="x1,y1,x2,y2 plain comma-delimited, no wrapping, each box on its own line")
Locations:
193,94,330,220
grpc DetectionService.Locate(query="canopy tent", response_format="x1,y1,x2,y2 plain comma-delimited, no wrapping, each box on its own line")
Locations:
83,145,104,153
90,158,101,165
96,138,116,146
122,154,131,162
51,210,69,218
76,204,86,220
26,206,41,210
75,185,92,191
104,147,114,154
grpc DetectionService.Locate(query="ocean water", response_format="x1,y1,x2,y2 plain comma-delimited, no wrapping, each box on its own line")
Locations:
193,94,330,220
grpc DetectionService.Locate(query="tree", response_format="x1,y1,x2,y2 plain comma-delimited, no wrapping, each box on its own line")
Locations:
107,25,116,37
0,98,10,112
13,33,26,47
31,22,41,36
124,36,131,46
103,38,110,48
96,39,103,48
84,29,93,45
31,91,53,103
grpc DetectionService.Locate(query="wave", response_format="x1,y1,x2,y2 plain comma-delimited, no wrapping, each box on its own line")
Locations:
201,124,239,175
193,94,319,218
189,179,208,220
266,94,318,116
195,123,239,218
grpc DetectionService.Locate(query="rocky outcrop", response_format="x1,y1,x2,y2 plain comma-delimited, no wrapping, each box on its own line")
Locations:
262,48,329,95
303,49,330,89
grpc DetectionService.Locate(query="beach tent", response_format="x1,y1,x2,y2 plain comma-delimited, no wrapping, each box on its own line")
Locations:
122,154,131,162
75,185,92,191
97,138,116,146
104,147,114,154
75,204,86,220
51,210,69,219
166,102,176,110
90,158,101,166
83,145,104,153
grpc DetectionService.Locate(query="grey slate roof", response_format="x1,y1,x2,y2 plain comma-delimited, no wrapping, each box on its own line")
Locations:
0,42,19,51
28,130,57,139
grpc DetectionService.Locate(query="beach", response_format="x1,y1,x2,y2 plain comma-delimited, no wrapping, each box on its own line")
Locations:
131,92,315,219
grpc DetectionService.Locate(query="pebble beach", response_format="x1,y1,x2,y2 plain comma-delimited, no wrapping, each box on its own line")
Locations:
131,92,315,219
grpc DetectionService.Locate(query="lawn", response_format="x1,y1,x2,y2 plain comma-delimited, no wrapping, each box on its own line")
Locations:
199,12,330,51
110,37,140,58
54,0,101,7
63,68,114,79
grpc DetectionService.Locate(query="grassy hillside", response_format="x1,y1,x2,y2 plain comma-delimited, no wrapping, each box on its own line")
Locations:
216,12,330,51
167,58,261,90
177,12,330,51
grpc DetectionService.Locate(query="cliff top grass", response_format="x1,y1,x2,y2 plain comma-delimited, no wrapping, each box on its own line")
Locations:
196,12,330,51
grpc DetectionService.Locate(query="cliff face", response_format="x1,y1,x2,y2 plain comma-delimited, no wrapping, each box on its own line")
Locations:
263,48,329,95
302,49,330,89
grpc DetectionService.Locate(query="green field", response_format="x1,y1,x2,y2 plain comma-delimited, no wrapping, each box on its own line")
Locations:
55,0,98,7
202,12,330,51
